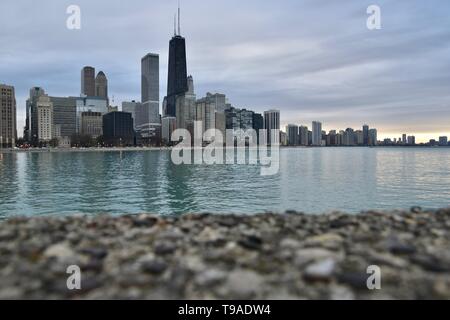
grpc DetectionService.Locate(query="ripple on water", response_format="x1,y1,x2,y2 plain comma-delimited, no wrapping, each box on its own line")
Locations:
0,148,449,217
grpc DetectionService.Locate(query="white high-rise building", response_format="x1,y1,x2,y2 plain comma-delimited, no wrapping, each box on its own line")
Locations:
36,95,53,142
141,53,160,125
312,121,322,146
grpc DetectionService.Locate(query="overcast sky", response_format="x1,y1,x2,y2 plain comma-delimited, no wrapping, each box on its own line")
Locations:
1,0,450,142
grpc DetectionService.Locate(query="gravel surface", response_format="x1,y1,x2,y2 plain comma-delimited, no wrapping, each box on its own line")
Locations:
0,208,449,300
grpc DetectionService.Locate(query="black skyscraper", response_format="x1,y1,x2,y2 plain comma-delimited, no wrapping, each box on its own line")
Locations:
253,113,264,144
363,124,369,146
165,7,188,117
103,112,135,147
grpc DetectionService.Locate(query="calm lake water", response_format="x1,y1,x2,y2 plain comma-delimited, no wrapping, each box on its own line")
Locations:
0,148,449,217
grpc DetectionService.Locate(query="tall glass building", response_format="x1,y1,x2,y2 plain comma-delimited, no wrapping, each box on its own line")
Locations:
81,66,96,97
0,84,17,148
312,121,322,146
141,53,160,125
165,28,188,117
264,110,280,145
49,96,77,139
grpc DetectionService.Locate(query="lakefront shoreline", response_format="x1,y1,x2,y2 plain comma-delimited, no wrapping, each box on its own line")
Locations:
1,144,449,154
0,208,449,299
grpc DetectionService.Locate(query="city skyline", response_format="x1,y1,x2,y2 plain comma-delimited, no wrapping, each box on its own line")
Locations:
1,1,450,142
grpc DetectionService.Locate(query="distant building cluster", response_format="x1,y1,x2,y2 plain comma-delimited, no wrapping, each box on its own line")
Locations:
23,85,110,147
282,123,378,147
380,134,449,147
381,134,416,146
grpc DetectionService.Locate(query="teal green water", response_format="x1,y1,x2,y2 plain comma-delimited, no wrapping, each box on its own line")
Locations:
0,148,449,217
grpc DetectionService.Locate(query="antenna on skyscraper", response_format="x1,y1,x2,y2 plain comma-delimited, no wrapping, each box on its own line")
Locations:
178,1,181,36
174,13,176,36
